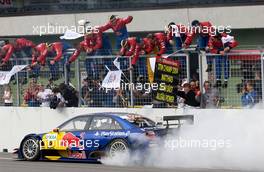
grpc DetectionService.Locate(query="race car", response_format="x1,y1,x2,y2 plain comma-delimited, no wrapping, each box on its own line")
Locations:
14,112,193,162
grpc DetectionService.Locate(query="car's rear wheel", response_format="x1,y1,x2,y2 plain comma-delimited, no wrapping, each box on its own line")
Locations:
107,139,129,157
21,137,40,161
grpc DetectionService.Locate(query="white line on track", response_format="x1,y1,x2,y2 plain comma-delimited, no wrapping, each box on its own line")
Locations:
0,157,12,160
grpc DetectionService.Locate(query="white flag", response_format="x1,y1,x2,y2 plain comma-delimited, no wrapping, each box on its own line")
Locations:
0,65,27,85
60,30,84,40
113,57,120,70
102,70,122,89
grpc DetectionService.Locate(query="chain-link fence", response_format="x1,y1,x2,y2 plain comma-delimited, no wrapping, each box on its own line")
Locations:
1,50,264,108
202,50,263,108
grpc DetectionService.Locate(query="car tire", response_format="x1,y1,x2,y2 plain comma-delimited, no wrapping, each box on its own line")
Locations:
21,137,40,161
107,139,129,158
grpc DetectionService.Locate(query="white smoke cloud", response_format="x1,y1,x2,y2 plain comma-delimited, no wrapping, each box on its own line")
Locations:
101,109,264,171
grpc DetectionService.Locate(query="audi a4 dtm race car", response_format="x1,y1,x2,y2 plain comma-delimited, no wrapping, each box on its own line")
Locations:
14,112,193,162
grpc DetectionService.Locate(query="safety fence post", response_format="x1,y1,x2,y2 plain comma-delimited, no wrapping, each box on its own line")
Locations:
129,56,134,107
75,58,81,107
261,52,264,104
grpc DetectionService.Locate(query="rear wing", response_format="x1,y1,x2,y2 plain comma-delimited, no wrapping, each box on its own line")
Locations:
163,115,194,128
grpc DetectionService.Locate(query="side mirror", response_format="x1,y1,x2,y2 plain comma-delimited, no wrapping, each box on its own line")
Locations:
53,128,60,133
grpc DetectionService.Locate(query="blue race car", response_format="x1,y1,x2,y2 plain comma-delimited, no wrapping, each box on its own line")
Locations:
14,112,161,162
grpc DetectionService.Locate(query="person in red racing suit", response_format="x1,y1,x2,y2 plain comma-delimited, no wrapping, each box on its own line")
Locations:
183,20,214,72
48,41,72,81
0,42,14,67
166,22,188,51
207,32,238,88
144,33,167,59
100,15,133,49
120,37,141,69
69,29,112,80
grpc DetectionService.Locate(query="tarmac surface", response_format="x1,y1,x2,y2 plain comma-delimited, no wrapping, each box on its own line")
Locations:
0,153,252,172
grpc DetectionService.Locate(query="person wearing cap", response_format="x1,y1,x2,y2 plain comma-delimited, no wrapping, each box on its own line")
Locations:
183,20,214,72
207,32,238,88
166,22,188,51
100,15,133,49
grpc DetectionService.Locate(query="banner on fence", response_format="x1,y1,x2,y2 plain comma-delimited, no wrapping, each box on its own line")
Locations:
153,58,180,104
0,65,27,85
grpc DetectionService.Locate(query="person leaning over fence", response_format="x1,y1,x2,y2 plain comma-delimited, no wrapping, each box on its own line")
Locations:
48,41,72,82
100,15,133,49
2,84,13,106
207,32,238,88
0,40,14,69
68,28,112,78
183,20,214,72
165,22,188,51
200,81,221,108
120,37,141,70
241,81,258,108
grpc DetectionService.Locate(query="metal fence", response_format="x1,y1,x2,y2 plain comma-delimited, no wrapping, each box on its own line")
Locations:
0,50,263,108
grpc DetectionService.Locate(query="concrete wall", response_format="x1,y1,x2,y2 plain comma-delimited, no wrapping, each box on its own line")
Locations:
1,5,264,36
0,107,263,152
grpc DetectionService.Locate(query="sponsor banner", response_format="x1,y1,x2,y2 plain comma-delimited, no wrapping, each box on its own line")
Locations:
153,58,180,105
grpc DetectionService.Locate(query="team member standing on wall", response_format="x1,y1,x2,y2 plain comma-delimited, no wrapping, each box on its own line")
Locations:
100,15,133,50
68,29,112,79
166,22,188,51
207,32,238,88
48,41,72,82
183,20,214,72
0,40,14,71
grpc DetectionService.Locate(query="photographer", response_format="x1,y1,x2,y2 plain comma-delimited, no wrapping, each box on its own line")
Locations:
50,87,65,109
59,83,79,107
201,81,221,108
241,81,257,108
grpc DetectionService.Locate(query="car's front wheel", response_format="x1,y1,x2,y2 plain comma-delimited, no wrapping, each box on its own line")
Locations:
21,137,40,161
107,139,129,158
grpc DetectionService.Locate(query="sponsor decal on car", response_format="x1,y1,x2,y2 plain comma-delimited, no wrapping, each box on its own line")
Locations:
94,131,130,137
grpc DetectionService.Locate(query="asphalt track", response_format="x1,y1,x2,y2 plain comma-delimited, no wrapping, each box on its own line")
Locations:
0,153,252,172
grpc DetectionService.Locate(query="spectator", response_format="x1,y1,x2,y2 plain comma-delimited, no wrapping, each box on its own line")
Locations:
46,78,56,90
2,85,13,106
201,81,220,108
37,84,53,107
23,78,41,107
59,83,79,107
177,82,200,107
113,89,128,107
254,71,262,103
50,87,65,109
241,81,257,108
81,78,92,105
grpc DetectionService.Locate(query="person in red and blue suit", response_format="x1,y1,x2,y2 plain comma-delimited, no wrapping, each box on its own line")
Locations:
100,15,133,49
